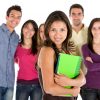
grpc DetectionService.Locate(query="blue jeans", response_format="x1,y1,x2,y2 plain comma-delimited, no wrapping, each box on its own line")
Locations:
16,83,42,100
80,87,100,100
0,87,13,100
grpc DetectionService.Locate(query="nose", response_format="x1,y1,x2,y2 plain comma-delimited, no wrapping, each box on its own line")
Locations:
55,30,61,37
73,14,80,19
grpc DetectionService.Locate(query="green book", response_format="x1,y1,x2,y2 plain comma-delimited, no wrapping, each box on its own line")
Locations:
56,53,82,96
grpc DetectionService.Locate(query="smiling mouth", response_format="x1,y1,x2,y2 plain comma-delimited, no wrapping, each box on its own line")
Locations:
55,39,61,42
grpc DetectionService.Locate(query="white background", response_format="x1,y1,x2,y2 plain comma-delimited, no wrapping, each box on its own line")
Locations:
0,0,100,100
0,0,100,34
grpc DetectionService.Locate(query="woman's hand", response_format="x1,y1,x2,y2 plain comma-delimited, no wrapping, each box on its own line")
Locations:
86,56,93,63
54,69,86,87
71,86,80,97
54,74,71,87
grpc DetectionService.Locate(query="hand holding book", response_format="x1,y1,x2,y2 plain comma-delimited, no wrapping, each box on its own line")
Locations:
55,53,82,96
54,74,73,87
55,70,85,87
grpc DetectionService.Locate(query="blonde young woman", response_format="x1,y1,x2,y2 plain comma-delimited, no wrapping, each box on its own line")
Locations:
37,23,45,49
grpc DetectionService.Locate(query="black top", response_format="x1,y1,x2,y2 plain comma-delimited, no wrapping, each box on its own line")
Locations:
38,46,75,100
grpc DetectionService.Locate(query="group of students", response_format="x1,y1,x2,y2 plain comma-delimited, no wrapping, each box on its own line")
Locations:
0,3,100,100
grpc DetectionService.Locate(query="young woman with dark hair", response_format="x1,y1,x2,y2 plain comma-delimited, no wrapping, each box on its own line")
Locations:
38,10,85,100
81,18,100,100
15,20,42,100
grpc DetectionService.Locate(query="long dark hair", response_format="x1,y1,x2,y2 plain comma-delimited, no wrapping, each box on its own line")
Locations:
88,18,100,53
20,19,38,54
44,10,72,52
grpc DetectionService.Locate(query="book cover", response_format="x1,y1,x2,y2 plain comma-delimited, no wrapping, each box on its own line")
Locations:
56,53,82,96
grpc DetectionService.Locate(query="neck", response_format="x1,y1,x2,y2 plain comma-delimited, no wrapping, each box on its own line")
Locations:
6,23,14,33
56,45,66,53
72,23,84,33
56,45,62,50
23,39,32,49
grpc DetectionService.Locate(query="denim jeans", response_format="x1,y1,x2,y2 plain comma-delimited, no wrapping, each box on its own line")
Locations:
16,83,42,100
0,87,13,100
80,87,100,100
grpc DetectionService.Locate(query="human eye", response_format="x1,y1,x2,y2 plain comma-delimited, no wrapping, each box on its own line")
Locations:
50,28,56,32
78,13,82,16
92,27,96,31
10,15,14,18
17,16,21,20
61,28,65,32
9,13,15,18
72,13,75,16
60,28,67,32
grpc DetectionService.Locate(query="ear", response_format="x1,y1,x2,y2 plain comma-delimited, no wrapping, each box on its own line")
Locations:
6,16,8,20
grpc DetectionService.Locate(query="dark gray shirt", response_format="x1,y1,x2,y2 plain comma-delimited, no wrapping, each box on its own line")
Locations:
0,24,19,88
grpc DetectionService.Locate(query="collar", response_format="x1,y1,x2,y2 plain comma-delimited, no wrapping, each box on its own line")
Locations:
1,23,16,36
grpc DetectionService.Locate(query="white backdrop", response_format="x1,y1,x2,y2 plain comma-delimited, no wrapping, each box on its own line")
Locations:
0,0,100,34
0,0,100,100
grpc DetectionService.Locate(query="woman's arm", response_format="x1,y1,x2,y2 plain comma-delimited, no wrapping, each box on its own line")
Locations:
38,47,80,97
54,69,86,87
82,45,100,71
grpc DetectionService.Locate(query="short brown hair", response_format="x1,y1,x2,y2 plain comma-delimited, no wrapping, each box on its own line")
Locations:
6,5,22,16
69,4,84,15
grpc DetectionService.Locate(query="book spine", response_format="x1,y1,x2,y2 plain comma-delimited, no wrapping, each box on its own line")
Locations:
55,54,60,74
74,57,82,78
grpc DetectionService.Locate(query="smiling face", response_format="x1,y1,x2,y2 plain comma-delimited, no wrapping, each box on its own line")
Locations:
6,10,21,30
69,8,84,26
92,21,100,39
49,21,68,48
23,23,35,39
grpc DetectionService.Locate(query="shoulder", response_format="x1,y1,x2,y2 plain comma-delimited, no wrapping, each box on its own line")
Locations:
14,32,19,39
82,44,88,50
40,46,55,56
0,24,4,33
16,43,21,49
38,46,55,63
38,46,55,68
16,34,19,39
83,24,88,31
15,43,21,53
0,25,2,30
82,44,90,53
13,33,19,45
